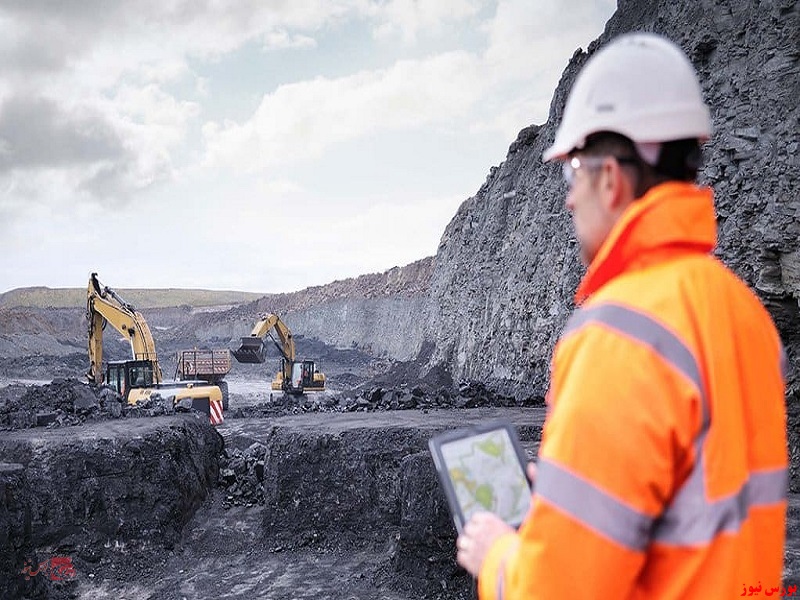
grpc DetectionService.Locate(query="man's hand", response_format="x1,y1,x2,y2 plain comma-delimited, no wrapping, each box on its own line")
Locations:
455,461,536,577
456,512,513,576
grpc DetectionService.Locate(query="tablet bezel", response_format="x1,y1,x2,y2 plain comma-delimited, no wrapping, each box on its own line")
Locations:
428,419,533,534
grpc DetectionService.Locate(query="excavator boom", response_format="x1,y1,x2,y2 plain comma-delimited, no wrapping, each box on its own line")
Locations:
87,273,162,384
85,272,224,424
231,313,295,364
232,313,324,395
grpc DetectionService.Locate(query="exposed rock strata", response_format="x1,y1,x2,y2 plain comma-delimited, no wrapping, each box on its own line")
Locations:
164,257,435,362
0,415,221,597
427,0,800,397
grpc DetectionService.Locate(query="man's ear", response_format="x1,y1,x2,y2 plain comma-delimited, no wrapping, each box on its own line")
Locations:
604,159,635,213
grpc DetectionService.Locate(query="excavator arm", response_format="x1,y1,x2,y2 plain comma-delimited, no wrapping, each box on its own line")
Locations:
231,313,295,364
86,272,163,384
232,313,324,395
85,272,224,425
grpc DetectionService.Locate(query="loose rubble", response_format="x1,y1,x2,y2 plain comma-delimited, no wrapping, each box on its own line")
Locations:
0,378,209,431
219,442,267,508
229,380,542,417
0,377,545,513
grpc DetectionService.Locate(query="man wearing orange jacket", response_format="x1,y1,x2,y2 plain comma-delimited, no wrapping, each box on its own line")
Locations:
456,32,788,598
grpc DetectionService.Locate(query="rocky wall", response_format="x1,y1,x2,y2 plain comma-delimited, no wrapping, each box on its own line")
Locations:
281,295,431,361
243,409,544,599
426,0,800,396
0,416,222,594
166,296,430,362
158,258,435,363
0,462,42,600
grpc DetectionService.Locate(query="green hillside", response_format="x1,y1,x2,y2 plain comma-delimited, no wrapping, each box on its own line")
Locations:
0,286,264,309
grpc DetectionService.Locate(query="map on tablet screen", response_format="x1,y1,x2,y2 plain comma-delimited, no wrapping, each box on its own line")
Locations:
428,421,532,533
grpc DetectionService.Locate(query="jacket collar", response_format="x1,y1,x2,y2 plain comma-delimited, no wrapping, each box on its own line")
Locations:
574,182,717,305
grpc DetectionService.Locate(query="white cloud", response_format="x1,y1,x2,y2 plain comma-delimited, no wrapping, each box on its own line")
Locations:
0,83,200,206
109,83,200,152
202,51,483,170
367,0,488,42
262,30,318,50
481,0,616,107
191,189,465,291
0,0,617,293
202,0,618,172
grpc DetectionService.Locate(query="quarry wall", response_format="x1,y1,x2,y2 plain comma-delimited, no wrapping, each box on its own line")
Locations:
426,0,800,397
1,1,797,402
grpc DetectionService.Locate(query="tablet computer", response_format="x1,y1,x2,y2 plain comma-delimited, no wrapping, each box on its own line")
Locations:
428,420,533,534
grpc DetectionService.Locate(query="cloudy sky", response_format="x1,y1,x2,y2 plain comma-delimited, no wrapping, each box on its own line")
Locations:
0,0,615,295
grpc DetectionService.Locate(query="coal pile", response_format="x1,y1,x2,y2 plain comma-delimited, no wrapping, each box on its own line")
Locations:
0,379,208,431
227,379,543,420
219,442,267,508
0,379,121,430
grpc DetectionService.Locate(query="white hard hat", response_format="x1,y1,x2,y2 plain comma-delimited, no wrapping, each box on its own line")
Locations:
543,32,712,162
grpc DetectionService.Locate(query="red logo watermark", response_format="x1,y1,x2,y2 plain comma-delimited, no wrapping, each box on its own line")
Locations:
20,556,77,581
742,583,798,596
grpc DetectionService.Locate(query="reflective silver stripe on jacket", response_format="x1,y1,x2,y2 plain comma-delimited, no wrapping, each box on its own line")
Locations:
653,466,787,545
536,458,654,551
537,302,787,551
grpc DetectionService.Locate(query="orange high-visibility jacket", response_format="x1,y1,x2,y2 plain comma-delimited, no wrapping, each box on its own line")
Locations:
479,182,788,599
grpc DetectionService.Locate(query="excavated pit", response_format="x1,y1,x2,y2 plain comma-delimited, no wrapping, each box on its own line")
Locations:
0,378,547,600
3,377,800,599
0,412,222,600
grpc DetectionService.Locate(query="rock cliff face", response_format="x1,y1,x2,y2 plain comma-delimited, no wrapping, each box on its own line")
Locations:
252,257,434,361
426,0,800,397
1,1,797,401
168,257,435,362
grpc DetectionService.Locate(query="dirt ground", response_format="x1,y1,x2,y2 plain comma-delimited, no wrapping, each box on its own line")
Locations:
3,374,798,599
61,403,546,600
65,494,435,600
3,376,525,600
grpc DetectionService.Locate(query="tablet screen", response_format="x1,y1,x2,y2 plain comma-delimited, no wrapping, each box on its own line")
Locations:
430,422,531,532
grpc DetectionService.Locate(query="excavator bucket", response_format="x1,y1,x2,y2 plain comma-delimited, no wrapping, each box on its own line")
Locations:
231,336,267,364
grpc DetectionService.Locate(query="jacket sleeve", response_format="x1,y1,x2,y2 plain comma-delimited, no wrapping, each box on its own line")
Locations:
478,316,701,599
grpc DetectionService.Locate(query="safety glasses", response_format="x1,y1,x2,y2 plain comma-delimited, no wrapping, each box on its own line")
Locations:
561,156,607,187
561,155,639,187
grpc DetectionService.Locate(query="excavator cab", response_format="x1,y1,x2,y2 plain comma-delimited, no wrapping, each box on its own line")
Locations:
105,360,156,399
231,336,267,364
284,359,325,395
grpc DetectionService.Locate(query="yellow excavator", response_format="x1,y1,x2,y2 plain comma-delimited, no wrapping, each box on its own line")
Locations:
86,272,224,425
231,313,326,395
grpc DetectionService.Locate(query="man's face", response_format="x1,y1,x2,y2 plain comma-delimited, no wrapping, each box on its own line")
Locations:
563,155,618,266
